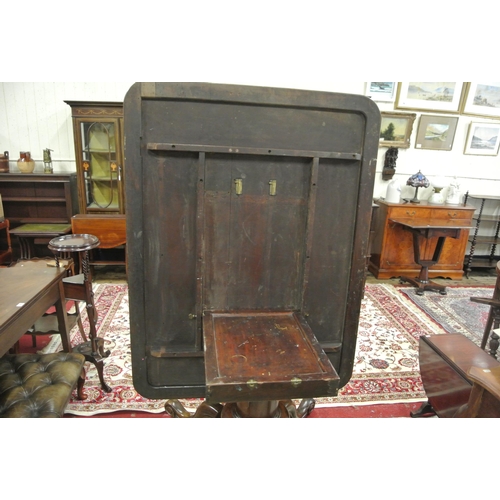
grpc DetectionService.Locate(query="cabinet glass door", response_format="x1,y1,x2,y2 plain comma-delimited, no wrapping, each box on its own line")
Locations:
80,120,123,212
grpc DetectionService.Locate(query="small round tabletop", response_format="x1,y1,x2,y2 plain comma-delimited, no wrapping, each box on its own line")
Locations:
48,233,100,253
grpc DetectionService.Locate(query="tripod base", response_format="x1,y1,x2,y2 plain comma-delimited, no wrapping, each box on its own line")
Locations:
73,338,112,393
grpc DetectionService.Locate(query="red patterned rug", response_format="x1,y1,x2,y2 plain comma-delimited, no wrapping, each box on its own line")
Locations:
43,283,492,415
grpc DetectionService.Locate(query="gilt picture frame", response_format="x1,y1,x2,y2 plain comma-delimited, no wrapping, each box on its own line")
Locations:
365,82,396,102
415,114,459,151
396,82,466,113
461,82,500,119
464,122,500,156
379,112,416,148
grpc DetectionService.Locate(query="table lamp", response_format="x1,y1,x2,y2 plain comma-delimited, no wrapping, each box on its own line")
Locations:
406,170,430,204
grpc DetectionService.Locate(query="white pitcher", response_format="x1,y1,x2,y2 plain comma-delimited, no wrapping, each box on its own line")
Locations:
385,179,401,203
446,177,461,205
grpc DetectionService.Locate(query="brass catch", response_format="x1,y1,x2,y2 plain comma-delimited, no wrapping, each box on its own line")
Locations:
246,379,259,390
234,178,243,195
269,179,277,196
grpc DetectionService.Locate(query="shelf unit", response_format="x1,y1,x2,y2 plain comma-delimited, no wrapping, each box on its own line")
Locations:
65,101,125,214
0,173,78,259
464,193,500,276
0,173,78,225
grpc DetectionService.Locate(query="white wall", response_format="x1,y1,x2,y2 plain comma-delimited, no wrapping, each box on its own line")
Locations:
1,81,499,203
0,82,133,173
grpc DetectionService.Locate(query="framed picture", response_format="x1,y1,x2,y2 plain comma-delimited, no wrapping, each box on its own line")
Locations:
461,82,500,118
365,82,396,102
396,82,466,113
464,121,500,156
415,114,459,151
379,112,416,148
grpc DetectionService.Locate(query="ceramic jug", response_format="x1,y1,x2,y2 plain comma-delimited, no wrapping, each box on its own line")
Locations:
428,189,445,205
385,178,401,203
446,177,462,205
17,151,35,173
0,151,8,173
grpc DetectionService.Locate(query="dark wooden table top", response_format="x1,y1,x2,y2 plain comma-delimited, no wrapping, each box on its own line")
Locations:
0,260,68,356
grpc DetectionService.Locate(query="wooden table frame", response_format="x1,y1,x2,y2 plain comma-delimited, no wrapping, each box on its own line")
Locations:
8,224,72,260
71,214,127,272
0,260,71,357
390,217,474,295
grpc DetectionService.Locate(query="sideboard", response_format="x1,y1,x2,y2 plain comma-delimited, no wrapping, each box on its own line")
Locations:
368,199,475,280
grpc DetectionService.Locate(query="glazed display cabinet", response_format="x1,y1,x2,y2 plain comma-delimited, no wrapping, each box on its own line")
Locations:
65,101,125,214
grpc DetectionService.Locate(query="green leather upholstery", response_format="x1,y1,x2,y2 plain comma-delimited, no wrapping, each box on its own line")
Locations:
0,352,85,418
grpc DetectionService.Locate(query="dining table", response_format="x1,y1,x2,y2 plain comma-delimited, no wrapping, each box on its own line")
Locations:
0,259,71,357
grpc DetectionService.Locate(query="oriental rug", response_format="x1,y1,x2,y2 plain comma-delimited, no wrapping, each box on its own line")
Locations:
398,286,493,347
42,283,492,416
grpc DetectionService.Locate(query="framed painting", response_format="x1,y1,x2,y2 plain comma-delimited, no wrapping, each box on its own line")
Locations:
415,114,459,151
365,82,396,102
461,82,500,118
379,111,416,148
464,122,500,156
396,82,466,113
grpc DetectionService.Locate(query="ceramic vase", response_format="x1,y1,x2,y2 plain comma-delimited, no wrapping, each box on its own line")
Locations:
385,179,401,203
0,151,8,173
17,151,35,173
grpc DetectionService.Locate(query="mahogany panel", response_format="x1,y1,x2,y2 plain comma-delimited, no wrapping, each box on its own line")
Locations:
71,214,126,248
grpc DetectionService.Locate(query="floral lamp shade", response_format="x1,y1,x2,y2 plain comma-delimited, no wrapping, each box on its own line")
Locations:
406,170,430,203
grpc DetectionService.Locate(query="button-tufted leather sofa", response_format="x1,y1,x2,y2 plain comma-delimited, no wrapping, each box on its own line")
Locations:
0,352,86,418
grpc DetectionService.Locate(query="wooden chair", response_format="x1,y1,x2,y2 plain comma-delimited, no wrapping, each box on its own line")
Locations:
0,219,12,266
470,260,500,359
15,238,112,393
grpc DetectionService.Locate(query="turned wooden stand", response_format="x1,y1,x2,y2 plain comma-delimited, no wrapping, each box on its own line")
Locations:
49,234,111,393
